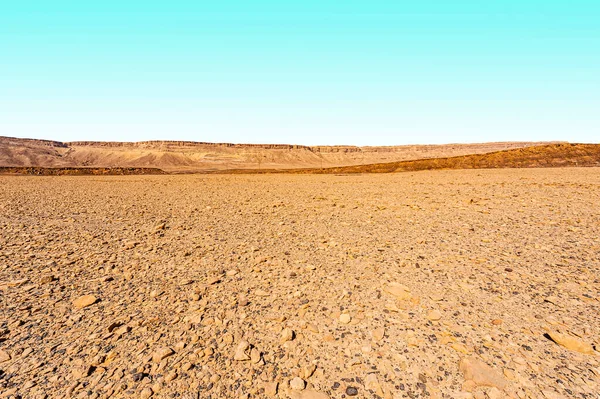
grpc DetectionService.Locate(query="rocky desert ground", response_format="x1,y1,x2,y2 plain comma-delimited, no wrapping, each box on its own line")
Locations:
0,168,599,399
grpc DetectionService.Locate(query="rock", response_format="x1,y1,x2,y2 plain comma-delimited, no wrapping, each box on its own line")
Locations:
487,387,503,399
207,276,221,285
339,313,351,324
234,341,251,361
72,295,97,309
345,386,359,396
290,377,306,390
140,387,154,399
264,381,278,397
371,327,385,342
306,323,319,333
290,390,330,399
546,331,594,354
365,373,384,396
238,295,249,306
491,319,503,325
0,349,11,363
250,347,261,363
281,328,295,343
427,310,442,321
40,275,55,284
459,357,508,391
383,282,411,300
72,364,93,378
541,390,568,399
152,347,174,363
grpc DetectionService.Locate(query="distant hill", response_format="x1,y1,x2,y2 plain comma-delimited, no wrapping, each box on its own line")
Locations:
0,136,557,172
229,143,600,174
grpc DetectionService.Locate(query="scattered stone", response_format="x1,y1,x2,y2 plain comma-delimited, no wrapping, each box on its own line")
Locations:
290,377,306,390
281,328,295,343
371,327,385,342
264,381,278,397
546,331,595,354
40,275,55,284
0,350,10,363
234,341,251,361
152,347,174,363
346,386,359,396
290,391,330,399
427,309,442,321
339,313,351,324
459,357,508,390
140,387,154,399
383,282,411,300
72,295,97,309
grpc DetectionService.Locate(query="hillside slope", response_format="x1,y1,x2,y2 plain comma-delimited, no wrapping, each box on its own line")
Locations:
0,136,553,172
237,143,600,174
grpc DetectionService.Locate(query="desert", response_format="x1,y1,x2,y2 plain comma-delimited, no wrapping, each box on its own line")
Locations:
1,167,598,398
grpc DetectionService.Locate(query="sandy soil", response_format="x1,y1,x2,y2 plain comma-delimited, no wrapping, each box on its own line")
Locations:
0,168,599,399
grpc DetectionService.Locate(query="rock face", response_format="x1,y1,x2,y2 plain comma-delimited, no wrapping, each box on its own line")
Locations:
0,135,560,172
0,169,599,398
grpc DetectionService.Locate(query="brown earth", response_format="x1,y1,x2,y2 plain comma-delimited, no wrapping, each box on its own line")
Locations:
0,136,558,172
0,168,598,399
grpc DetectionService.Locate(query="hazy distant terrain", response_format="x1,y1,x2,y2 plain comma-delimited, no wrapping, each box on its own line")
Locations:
0,136,554,172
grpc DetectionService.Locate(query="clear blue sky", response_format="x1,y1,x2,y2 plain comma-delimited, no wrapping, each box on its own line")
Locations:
1,1,598,145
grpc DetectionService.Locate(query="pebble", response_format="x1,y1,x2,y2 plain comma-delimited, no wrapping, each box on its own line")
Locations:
290,377,306,390
0,350,11,363
281,328,295,343
152,347,174,363
339,313,351,324
427,310,442,321
72,295,97,309
234,341,251,361
140,387,153,399
546,331,595,354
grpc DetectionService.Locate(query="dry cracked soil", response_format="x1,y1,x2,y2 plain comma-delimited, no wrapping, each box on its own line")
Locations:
0,168,599,399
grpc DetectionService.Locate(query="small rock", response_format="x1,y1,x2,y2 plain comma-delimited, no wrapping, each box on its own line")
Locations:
371,327,385,342
72,295,97,309
290,377,306,391
0,349,11,363
427,310,442,321
345,386,358,396
234,341,251,361
152,347,174,363
546,331,594,354
491,319,503,325
40,275,55,284
290,391,330,399
383,282,411,300
281,328,295,343
250,347,261,363
339,313,351,324
264,381,278,397
140,387,153,399
459,357,508,390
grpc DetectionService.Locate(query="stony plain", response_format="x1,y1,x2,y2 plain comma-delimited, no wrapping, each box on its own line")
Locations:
0,168,598,398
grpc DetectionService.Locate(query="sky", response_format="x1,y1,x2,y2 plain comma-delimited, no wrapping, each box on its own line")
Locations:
1,1,599,146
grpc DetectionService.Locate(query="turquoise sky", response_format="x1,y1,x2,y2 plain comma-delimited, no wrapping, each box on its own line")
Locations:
1,1,599,145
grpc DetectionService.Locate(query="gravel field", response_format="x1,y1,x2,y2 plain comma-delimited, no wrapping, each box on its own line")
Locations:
1,168,599,399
